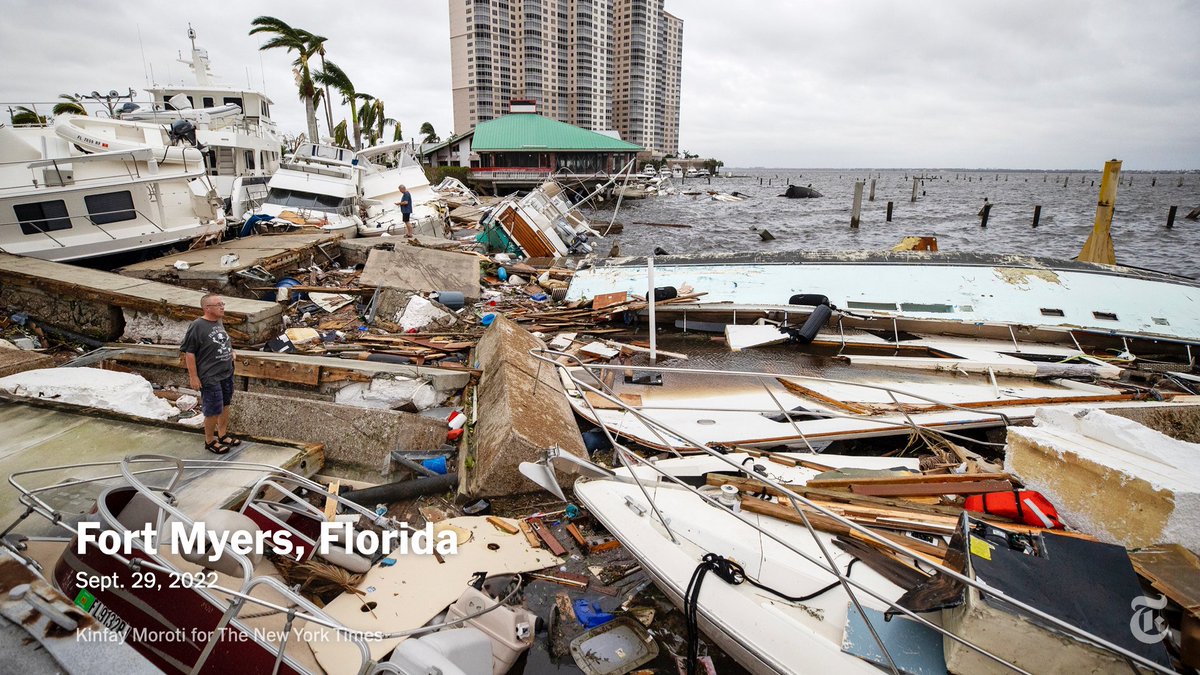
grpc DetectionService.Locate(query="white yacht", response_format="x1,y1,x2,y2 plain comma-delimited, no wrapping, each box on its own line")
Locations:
113,26,282,220
0,124,226,262
251,142,363,238
356,142,447,238
248,142,449,240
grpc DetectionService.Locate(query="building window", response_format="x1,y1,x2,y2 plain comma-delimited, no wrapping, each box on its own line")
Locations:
14,200,71,235
84,191,137,225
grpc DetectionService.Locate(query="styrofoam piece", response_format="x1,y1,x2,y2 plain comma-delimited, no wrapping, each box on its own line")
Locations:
399,295,453,332
334,376,440,411
0,367,177,420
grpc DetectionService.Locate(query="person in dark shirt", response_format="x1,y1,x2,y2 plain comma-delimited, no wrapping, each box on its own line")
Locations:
180,293,240,454
395,184,414,237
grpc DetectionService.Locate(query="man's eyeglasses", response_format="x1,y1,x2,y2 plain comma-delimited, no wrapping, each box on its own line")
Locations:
204,303,225,308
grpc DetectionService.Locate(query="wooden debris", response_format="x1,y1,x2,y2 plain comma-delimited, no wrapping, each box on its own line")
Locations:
528,517,568,556
851,480,1013,497
486,516,519,535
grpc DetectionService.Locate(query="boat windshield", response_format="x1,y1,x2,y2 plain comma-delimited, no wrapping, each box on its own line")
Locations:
265,188,352,213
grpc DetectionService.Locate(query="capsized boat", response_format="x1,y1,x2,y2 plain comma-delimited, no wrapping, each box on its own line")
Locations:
566,250,1200,348
0,454,558,674
519,350,1176,674
480,180,598,258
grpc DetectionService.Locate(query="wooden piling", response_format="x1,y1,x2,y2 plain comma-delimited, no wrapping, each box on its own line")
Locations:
1167,206,1177,229
910,178,918,203
980,202,992,227
1152,177,1156,187
851,181,864,228
1032,205,1041,227
886,201,893,222
868,178,876,201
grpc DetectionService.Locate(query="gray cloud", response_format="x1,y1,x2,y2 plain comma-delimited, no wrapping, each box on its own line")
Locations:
2,1,1196,168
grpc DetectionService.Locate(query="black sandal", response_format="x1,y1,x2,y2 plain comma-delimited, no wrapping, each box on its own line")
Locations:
218,435,242,448
205,440,230,455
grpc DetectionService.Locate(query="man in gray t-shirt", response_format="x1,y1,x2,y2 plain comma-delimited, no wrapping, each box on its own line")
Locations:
180,293,240,453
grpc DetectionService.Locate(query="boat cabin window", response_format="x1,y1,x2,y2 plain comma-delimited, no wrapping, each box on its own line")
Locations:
223,97,243,110
1040,308,1065,317
14,200,71,235
261,101,270,117
203,97,215,108
266,188,351,213
162,93,178,110
84,191,136,225
245,151,256,171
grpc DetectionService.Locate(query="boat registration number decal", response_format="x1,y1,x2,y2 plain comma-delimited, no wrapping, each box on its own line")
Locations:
74,589,130,638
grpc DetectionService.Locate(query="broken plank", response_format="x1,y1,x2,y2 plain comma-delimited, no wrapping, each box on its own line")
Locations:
807,472,1012,488
528,517,567,556
486,516,519,535
775,378,873,415
518,520,542,549
852,480,1013,497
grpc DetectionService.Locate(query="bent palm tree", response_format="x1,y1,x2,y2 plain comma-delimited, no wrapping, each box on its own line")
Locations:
314,60,370,150
307,34,334,137
52,94,87,117
370,99,398,147
9,106,46,126
419,122,439,145
249,16,321,142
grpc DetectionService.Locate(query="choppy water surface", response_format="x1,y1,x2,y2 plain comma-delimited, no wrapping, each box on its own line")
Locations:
585,169,1200,278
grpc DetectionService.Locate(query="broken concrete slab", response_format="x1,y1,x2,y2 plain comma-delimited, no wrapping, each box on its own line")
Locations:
228,390,446,473
0,349,53,378
1005,407,1200,550
0,252,282,344
117,233,344,293
463,315,587,498
359,246,480,300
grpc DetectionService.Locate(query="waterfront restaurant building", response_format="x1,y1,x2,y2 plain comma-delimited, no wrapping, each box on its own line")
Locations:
423,102,642,193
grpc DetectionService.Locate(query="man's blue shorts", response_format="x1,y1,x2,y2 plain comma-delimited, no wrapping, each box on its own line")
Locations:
200,376,234,417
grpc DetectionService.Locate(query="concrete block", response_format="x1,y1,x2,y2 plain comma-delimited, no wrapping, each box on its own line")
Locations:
0,349,54,378
1005,407,1200,550
463,315,587,498
228,390,446,473
359,246,480,300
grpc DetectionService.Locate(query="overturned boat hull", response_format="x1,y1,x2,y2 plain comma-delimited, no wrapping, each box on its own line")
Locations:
567,251,1200,348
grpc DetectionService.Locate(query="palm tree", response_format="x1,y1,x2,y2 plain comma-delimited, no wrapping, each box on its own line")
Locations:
393,120,403,143
331,120,350,149
9,106,46,126
314,60,370,150
371,100,398,147
419,122,439,145
249,16,321,142
306,34,335,137
52,94,87,117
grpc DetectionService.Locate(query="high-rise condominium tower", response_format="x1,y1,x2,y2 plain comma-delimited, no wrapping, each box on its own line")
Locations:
449,0,682,155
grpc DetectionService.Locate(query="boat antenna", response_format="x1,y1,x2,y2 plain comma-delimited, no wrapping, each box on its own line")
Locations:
137,24,150,87
188,23,197,52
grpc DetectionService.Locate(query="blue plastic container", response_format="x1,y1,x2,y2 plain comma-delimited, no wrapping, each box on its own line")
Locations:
421,457,448,475
274,277,306,301
497,266,509,281
481,313,497,327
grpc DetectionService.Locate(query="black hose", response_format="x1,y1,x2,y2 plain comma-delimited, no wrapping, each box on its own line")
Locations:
341,473,458,506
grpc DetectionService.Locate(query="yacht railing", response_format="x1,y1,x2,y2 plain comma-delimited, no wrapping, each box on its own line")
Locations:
1,455,528,675
530,348,1173,675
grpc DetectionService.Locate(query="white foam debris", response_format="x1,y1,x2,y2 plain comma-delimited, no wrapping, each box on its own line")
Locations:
0,367,178,420
1006,406,1200,550
334,376,440,411
398,296,453,332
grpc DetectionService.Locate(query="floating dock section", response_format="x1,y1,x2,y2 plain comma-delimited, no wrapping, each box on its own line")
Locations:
0,252,282,344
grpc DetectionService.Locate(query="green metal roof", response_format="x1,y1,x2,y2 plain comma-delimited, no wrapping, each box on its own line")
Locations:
471,114,643,152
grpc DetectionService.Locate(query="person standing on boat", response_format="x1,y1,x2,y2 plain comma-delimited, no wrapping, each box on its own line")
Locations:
181,293,241,454
395,185,414,237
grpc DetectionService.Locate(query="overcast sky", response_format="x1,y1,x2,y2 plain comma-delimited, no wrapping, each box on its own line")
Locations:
2,1,1196,169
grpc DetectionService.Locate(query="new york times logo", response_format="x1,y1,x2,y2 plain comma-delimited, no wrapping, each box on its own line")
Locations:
1130,595,1168,644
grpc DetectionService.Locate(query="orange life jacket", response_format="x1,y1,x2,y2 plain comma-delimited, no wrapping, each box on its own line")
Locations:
964,490,1063,529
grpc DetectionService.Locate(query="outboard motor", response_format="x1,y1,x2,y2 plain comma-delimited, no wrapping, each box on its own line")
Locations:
781,294,834,344
114,102,140,118
168,119,202,148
